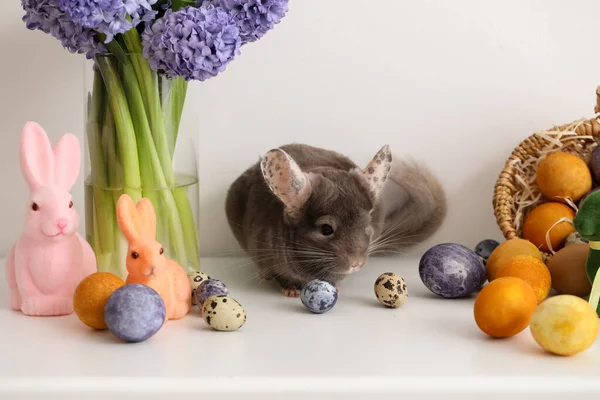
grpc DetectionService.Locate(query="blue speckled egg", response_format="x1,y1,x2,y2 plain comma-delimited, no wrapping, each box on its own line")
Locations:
195,279,229,309
300,280,338,314
104,284,166,343
419,243,486,298
475,239,500,263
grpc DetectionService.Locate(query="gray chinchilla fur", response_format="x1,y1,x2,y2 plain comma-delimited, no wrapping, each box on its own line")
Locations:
225,143,447,297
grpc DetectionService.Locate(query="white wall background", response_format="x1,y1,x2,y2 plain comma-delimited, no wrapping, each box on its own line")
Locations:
1,0,600,257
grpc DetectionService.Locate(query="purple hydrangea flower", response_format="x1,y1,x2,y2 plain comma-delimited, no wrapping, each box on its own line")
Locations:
57,0,158,42
208,0,289,43
21,0,106,59
142,4,242,81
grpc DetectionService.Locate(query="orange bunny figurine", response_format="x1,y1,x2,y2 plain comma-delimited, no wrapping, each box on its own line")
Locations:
116,194,191,320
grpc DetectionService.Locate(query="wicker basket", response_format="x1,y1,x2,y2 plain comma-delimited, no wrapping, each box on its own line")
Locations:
493,89,600,260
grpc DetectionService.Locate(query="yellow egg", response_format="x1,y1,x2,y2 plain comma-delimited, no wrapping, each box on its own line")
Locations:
74,272,125,330
536,151,592,203
529,295,599,356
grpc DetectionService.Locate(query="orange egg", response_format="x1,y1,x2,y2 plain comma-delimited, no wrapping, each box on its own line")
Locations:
536,152,592,202
495,254,551,304
486,238,543,281
522,202,575,252
74,272,125,330
474,277,538,338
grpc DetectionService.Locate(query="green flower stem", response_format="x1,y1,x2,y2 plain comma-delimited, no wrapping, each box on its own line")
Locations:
120,60,189,268
87,70,115,255
96,56,143,203
163,77,188,157
122,30,199,269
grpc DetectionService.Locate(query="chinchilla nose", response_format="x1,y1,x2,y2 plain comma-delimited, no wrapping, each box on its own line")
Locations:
57,218,68,229
349,256,366,270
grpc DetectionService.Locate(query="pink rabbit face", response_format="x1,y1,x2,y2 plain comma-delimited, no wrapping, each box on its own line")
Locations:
27,187,79,240
20,122,81,241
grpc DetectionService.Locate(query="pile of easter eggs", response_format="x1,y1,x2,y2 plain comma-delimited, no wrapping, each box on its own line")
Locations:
418,236,598,356
73,272,167,343
72,269,246,343
475,237,598,356
187,271,247,332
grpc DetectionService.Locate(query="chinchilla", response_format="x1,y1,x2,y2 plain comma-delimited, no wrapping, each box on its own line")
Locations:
225,143,447,297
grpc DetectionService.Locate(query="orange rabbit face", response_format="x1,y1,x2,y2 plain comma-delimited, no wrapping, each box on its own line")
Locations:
116,195,165,279
125,238,166,278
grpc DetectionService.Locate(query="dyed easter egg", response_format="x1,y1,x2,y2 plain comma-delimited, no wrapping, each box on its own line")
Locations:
536,151,592,202
475,239,500,263
202,295,246,331
73,272,124,330
565,231,589,246
547,244,592,297
474,277,538,338
530,295,598,356
589,146,600,184
486,238,543,282
187,270,210,305
374,273,407,308
300,280,338,314
195,279,229,309
522,202,575,252
495,255,551,304
104,284,166,343
418,243,486,298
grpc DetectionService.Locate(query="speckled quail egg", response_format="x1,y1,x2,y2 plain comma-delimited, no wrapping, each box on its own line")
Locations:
187,270,210,305
201,295,246,331
374,272,407,308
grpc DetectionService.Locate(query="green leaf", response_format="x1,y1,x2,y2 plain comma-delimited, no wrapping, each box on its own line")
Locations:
171,0,197,11
98,34,130,65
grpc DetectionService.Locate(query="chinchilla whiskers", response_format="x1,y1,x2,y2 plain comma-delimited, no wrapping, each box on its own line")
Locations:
370,229,424,247
246,235,334,256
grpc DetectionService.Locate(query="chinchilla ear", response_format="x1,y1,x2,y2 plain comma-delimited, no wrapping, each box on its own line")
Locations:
53,133,81,191
260,149,312,217
20,121,55,190
362,145,392,200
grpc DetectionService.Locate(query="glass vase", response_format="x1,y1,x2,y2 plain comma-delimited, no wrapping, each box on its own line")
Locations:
83,53,200,279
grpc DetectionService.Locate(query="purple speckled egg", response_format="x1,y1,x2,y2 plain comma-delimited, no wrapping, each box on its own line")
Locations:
104,284,166,343
419,243,486,298
195,279,229,308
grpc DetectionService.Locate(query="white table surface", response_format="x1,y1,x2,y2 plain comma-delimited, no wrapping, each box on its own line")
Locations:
1,255,600,400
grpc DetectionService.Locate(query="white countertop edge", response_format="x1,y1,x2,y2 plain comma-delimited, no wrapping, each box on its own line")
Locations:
2,376,600,395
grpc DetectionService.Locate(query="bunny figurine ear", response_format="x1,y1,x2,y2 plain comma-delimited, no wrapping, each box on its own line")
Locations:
20,122,54,190
362,145,392,201
117,195,158,243
117,194,142,243
135,198,157,241
53,133,81,191
260,149,312,218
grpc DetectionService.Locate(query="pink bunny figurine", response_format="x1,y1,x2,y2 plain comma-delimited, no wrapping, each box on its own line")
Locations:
5,122,97,316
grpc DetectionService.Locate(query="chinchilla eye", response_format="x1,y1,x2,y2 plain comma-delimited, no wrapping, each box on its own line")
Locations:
321,224,334,236
159,247,164,255
32,203,39,211
69,201,73,208
131,251,139,259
